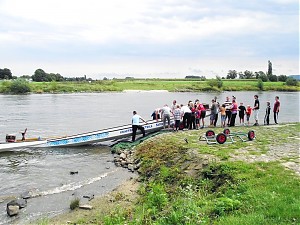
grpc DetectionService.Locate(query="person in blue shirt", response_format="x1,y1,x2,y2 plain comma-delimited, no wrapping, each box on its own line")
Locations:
132,111,147,142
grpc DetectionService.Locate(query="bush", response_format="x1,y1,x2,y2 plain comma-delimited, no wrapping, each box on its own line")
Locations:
269,75,278,82
285,77,299,86
257,79,264,90
278,75,287,82
9,79,31,94
207,76,223,89
70,198,80,210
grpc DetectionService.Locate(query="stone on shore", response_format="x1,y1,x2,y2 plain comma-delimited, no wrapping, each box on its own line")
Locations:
79,204,93,210
7,205,19,216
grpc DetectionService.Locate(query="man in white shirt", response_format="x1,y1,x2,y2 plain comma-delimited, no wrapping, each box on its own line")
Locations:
132,111,147,142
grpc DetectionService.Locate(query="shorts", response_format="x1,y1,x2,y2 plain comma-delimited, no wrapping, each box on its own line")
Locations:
221,115,226,122
200,111,206,119
195,118,200,124
246,114,250,121
210,113,216,121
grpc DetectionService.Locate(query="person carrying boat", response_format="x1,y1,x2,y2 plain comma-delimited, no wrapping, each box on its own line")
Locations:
132,111,147,142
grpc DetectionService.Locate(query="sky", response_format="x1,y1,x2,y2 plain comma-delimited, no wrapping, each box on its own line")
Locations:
0,0,299,79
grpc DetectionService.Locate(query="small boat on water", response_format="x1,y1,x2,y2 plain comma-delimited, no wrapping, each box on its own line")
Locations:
0,119,171,151
0,132,46,152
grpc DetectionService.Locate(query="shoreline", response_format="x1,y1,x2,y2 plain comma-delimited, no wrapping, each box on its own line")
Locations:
46,122,300,224
46,177,139,225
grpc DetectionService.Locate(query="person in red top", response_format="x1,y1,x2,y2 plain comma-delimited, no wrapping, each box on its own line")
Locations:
229,99,238,127
273,96,280,124
246,105,252,126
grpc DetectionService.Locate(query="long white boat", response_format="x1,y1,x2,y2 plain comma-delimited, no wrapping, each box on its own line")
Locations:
0,119,171,151
44,120,168,147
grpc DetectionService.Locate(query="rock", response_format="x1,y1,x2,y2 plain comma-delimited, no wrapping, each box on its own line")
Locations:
83,194,94,201
128,164,135,172
7,199,27,209
105,166,110,169
7,205,19,216
21,191,31,199
120,153,127,160
70,171,78,175
79,204,93,210
15,198,27,208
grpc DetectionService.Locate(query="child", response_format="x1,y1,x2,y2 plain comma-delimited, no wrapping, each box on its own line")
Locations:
264,101,271,125
246,105,252,126
173,104,182,131
238,102,246,125
220,104,226,127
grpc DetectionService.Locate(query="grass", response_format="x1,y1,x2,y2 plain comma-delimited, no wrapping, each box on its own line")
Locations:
1,79,298,93
44,123,300,224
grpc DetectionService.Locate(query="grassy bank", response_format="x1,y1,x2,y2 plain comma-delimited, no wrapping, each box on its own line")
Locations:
43,123,300,225
1,79,299,93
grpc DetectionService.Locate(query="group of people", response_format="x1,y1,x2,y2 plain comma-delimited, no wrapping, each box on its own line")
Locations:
131,95,281,141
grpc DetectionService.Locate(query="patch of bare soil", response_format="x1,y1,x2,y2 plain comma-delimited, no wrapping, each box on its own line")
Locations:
229,140,300,176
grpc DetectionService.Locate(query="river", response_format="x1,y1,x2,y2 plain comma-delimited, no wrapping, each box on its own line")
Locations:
0,91,299,224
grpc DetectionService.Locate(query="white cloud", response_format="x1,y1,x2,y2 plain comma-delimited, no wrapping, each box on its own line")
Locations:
0,0,298,77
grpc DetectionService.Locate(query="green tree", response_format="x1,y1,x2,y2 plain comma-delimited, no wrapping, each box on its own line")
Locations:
226,70,237,79
278,75,287,82
255,71,268,82
32,69,47,82
0,68,13,79
267,60,272,79
244,70,254,79
269,75,278,82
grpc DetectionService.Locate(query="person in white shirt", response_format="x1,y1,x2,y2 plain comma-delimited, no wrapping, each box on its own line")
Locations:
181,103,192,129
131,111,147,142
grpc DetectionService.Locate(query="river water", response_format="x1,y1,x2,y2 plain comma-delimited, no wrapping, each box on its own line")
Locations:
0,91,299,224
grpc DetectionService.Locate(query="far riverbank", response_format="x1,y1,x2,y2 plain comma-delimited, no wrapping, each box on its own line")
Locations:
0,79,299,94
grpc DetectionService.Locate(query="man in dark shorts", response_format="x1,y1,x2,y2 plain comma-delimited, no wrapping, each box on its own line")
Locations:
224,96,231,126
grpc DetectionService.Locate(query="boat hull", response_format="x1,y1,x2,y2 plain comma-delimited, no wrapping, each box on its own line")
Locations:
44,120,170,147
0,140,47,152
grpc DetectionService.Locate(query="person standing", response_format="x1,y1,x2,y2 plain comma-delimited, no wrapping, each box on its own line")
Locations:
264,101,271,125
220,104,226,127
131,111,147,142
210,99,218,127
253,95,260,126
173,104,181,131
181,103,192,129
229,99,238,127
273,96,280,124
161,104,172,129
198,102,206,129
246,105,252,126
224,96,231,126
238,102,246,125
171,100,177,113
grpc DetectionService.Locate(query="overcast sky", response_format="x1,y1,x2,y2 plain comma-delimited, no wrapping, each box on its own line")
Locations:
0,0,298,79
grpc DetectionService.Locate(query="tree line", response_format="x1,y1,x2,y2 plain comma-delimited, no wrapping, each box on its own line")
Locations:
0,68,90,82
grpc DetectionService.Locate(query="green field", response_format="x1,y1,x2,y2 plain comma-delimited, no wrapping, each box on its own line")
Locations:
1,79,299,93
